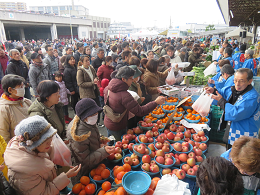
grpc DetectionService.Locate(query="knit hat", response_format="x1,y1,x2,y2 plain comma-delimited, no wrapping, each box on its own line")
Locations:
15,115,57,151
129,65,142,79
75,98,103,121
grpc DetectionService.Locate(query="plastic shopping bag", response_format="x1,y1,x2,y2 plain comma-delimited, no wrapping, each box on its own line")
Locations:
165,68,176,85
52,133,72,166
203,62,217,77
192,92,213,117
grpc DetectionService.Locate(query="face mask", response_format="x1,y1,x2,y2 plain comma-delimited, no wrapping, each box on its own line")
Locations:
85,114,98,125
136,77,140,82
14,87,25,97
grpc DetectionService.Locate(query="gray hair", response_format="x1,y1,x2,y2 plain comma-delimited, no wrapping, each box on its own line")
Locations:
180,48,187,53
235,68,253,81
97,47,104,53
9,49,20,57
115,66,135,80
162,55,170,59
245,49,254,58
221,64,234,75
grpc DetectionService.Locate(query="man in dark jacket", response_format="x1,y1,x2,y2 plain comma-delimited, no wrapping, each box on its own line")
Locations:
184,47,205,72
74,42,84,66
116,50,131,70
91,48,105,72
57,44,63,57
6,49,31,99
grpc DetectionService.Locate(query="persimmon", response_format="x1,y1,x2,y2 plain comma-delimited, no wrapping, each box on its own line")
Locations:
90,169,96,177
98,163,106,169
123,164,131,172
149,180,156,190
101,169,110,179
113,165,119,172
116,171,126,180
95,166,105,175
93,175,102,181
85,183,96,195
114,187,126,195
144,188,154,195
79,190,87,195
82,185,86,190
72,183,82,194
98,190,106,195
104,192,115,195
80,176,90,185
102,181,111,192
114,178,122,184
113,166,124,177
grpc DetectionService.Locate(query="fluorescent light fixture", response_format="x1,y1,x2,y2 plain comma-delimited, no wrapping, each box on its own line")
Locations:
230,10,234,18
258,11,260,13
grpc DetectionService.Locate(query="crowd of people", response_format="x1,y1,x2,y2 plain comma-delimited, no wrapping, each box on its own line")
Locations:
0,35,260,195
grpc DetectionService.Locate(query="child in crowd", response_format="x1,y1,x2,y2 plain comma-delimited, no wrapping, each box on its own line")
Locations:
97,56,114,87
54,71,72,124
99,78,109,119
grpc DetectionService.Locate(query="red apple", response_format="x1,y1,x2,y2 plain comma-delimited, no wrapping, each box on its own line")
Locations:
127,129,134,135
179,153,188,162
175,169,186,179
146,130,153,138
196,156,203,162
165,154,171,159
162,168,172,175
135,137,139,143
144,118,152,123
174,153,179,159
153,131,159,137
195,142,200,147
187,158,196,167
115,147,122,154
198,131,205,137
167,132,175,140
162,146,170,153
199,143,207,151
142,155,151,164
132,158,140,166
140,136,148,143
142,163,150,172
165,157,174,165
128,143,134,151
181,164,191,173
145,148,150,155
156,156,165,164
188,152,196,159
194,148,203,156
184,131,191,138
155,142,163,149
157,135,165,143
134,126,142,134
176,132,184,139
107,153,115,160
174,136,181,141
172,169,179,175
164,129,170,134
148,144,155,151
191,129,196,134
150,164,159,173
200,136,207,142
184,138,191,142
150,160,156,165
173,142,182,152
170,124,178,132
114,153,122,160
193,135,201,142
188,140,195,146
158,124,164,129
131,153,138,159
152,126,158,132
115,141,122,148
155,149,165,157
182,146,189,152
148,137,154,143
175,157,180,165
124,156,132,165
182,142,189,147
193,165,199,172
187,168,196,175
122,144,128,150
150,151,155,158
137,145,146,154
156,120,162,125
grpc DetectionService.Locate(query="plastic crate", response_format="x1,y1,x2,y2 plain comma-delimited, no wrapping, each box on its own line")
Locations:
209,106,224,143
243,188,255,195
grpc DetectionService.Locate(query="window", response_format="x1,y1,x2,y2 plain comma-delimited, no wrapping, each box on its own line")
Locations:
38,7,44,11
90,31,93,38
101,23,103,28
93,22,96,28
104,23,106,28
94,31,97,38
97,22,100,28
60,6,65,11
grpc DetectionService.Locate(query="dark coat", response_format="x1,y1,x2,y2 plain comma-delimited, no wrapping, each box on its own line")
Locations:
63,64,78,93
103,78,157,131
6,59,29,84
91,57,104,72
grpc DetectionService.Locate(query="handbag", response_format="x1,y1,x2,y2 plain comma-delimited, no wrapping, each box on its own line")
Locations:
103,90,127,123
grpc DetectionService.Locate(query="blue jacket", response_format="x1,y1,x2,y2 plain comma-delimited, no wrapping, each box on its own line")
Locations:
219,86,260,145
208,72,226,88
232,52,245,70
216,65,220,73
232,47,239,55
224,57,234,67
242,58,258,76
216,54,222,62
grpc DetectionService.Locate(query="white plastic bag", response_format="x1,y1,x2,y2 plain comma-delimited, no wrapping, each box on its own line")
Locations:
165,69,176,85
192,92,213,117
52,133,72,166
203,62,217,77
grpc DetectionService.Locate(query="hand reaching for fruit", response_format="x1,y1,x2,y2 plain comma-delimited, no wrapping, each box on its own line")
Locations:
100,136,110,144
105,146,115,154
155,96,166,105
66,164,81,178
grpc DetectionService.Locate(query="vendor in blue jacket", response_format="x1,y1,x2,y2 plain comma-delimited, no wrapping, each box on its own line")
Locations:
242,49,258,76
205,68,260,149
232,44,246,70
223,47,234,66
213,47,224,73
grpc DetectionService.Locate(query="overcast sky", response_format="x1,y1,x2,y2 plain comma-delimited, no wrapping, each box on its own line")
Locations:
8,0,225,28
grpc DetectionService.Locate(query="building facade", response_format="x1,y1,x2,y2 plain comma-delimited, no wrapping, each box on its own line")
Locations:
0,2,27,11
107,22,134,38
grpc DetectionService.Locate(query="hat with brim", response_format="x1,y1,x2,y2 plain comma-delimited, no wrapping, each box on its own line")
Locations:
129,65,142,79
75,98,103,121
15,115,57,151
153,46,160,52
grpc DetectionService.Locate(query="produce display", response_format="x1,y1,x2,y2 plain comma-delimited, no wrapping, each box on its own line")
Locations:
185,66,215,85
71,96,210,195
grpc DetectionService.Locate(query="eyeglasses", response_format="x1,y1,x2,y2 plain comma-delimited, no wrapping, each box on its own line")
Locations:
234,79,247,84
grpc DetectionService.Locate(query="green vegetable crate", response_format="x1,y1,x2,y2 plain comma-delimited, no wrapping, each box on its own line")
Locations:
210,105,225,143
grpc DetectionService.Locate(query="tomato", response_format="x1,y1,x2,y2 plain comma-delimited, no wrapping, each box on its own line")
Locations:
102,181,111,192
101,169,110,179
85,183,96,195
72,183,82,194
80,176,90,186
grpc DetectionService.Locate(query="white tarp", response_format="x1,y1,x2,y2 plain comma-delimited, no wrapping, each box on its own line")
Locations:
225,26,253,43
131,29,159,39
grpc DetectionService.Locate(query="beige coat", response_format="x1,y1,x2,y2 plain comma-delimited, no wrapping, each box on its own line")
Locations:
4,137,70,195
0,96,32,143
76,66,99,99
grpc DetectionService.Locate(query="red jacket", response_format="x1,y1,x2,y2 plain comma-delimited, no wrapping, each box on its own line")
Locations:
100,78,109,97
104,78,157,131
97,64,114,87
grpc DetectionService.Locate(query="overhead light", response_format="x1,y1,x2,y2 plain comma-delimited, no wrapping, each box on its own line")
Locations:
230,10,234,18
258,11,260,13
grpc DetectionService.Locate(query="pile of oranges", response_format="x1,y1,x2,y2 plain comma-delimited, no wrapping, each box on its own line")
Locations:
72,176,96,195
177,107,184,112
198,117,209,124
187,109,199,115
90,164,110,181
166,97,178,103
158,116,171,124
152,107,165,116
186,113,201,121
98,187,126,195
162,105,176,111
182,97,193,107
144,113,157,122
113,164,131,185
173,112,183,118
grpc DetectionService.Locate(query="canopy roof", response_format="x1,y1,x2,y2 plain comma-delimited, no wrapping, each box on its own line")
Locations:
217,0,260,26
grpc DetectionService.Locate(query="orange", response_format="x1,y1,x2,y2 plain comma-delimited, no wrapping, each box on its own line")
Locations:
98,164,106,169
187,109,192,113
187,113,192,118
114,166,124,177
79,190,87,195
105,191,115,195
101,169,110,179
114,187,127,195
95,166,105,175
149,180,156,190
82,185,86,190
102,181,112,192
98,190,106,195
144,188,154,195
93,175,102,181
90,169,96,177
123,164,131,172
116,171,126,180
85,183,96,195
80,176,90,186
72,183,82,194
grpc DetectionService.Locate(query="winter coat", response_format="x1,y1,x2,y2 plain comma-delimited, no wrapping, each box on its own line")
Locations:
103,78,157,131
0,94,32,143
96,64,114,87
57,48,63,57
28,99,66,139
242,58,258,76
28,63,50,96
20,55,29,69
6,59,29,85
0,54,9,82
55,81,70,105
67,118,109,185
143,69,168,96
77,66,99,99
116,61,128,70
4,138,70,195
184,52,203,72
43,55,59,79
91,57,104,72
158,64,169,86
73,51,82,66
232,52,245,70
63,64,78,93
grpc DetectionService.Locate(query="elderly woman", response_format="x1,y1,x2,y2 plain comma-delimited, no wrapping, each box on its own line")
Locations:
28,80,66,139
4,115,81,195
67,98,114,185
143,59,170,100
104,66,166,141
0,74,32,143
221,136,260,192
